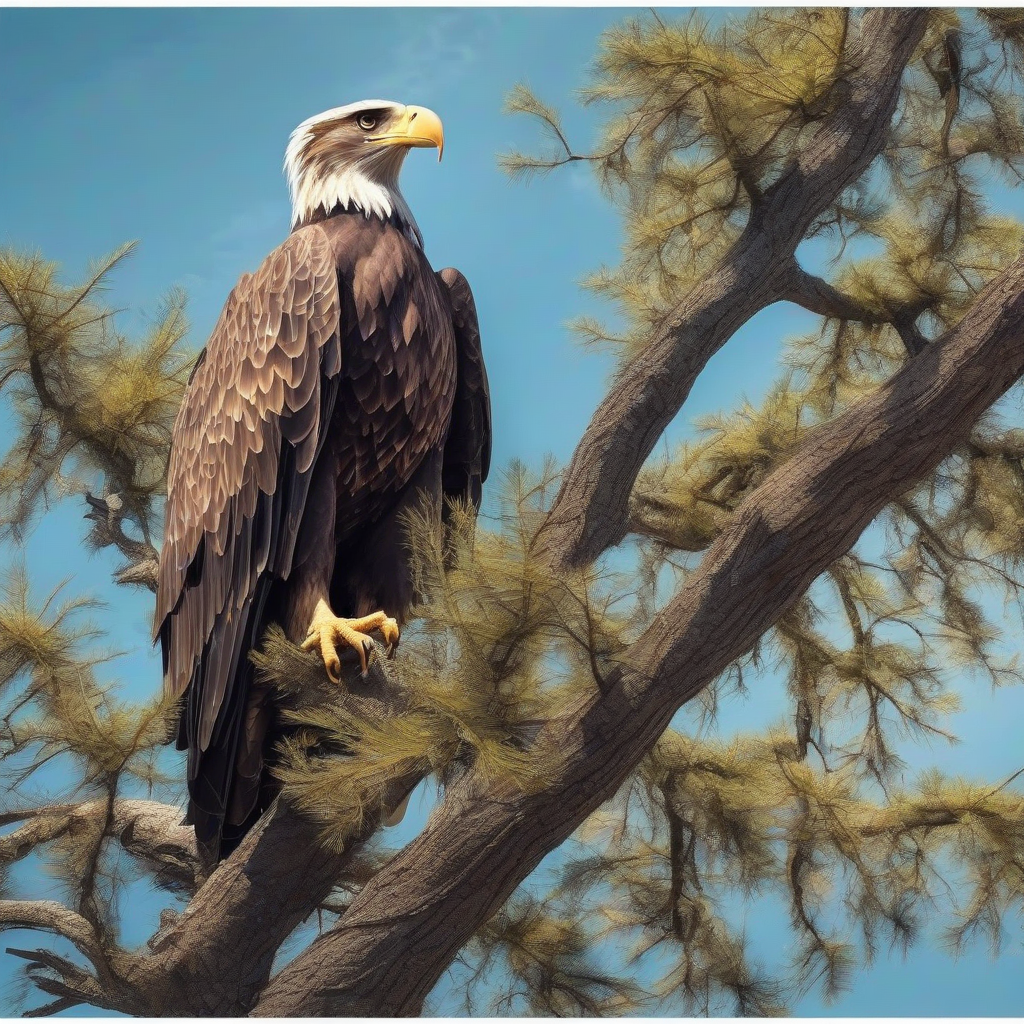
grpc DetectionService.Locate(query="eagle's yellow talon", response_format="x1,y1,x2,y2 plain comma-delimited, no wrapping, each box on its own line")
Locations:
304,599,398,682
380,617,400,649
326,650,342,682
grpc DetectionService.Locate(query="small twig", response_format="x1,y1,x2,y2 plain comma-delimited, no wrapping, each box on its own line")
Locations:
24,995,83,1017
83,492,160,593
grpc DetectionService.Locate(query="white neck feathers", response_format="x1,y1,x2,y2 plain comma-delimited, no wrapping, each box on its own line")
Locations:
283,107,422,243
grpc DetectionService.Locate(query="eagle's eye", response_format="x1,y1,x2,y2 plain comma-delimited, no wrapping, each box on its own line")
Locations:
357,113,379,131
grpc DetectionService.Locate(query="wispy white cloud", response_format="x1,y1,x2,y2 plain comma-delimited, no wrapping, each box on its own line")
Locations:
366,9,499,100
173,199,286,311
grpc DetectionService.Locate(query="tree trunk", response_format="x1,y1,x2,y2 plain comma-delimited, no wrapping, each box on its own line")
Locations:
252,251,1024,1016
537,8,928,569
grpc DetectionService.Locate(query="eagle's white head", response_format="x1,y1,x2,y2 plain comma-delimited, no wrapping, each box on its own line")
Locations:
284,99,444,242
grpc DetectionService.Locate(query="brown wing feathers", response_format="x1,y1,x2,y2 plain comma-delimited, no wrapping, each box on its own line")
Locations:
156,225,341,854
158,210,489,861
327,217,456,540
439,267,491,512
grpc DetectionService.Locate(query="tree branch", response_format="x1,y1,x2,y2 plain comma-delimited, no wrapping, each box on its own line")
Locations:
0,798,199,892
253,248,1024,1016
109,799,199,891
0,902,143,1014
23,994,83,1017
83,492,160,592
113,646,423,1016
782,264,885,324
0,901,104,967
536,9,929,569
5,944,129,1016
782,264,931,357
2,640,430,1015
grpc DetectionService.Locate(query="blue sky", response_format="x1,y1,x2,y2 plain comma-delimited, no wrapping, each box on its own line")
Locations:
0,6,1022,1017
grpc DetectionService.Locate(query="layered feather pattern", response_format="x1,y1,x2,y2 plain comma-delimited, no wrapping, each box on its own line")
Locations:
156,209,489,859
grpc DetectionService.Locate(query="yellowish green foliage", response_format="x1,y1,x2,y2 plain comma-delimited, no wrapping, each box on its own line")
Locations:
0,564,174,792
2,7,1024,1018
481,6,1024,1015
0,245,193,967
0,563,177,934
464,893,647,1015
506,731,1024,1015
0,244,193,544
505,9,1024,363
264,464,641,852
260,620,557,852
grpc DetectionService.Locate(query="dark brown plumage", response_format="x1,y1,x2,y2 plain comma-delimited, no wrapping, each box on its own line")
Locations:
156,207,490,862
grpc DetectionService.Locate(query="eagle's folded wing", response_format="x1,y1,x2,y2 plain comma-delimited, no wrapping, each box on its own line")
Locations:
438,267,491,512
156,225,342,760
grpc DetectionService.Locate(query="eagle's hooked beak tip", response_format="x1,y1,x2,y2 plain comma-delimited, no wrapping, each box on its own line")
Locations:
407,104,444,163
370,104,444,163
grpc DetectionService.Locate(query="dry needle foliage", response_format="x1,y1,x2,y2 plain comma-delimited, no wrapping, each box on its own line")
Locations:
0,6,1023,1018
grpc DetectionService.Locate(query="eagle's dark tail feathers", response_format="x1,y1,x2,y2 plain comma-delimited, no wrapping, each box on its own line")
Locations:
178,576,278,865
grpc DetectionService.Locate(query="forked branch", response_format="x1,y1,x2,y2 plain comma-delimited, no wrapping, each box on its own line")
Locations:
536,9,929,569
253,220,1024,1019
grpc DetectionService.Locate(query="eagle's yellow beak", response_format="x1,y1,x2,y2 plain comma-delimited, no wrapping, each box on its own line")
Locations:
369,105,444,162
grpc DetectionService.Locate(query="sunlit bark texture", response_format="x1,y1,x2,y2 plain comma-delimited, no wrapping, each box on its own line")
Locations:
2,7,1024,1017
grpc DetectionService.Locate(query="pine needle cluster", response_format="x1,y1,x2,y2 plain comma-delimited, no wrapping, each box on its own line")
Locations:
2,7,1024,1016
0,564,178,931
0,245,193,551
505,9,1024,363
262,463,639,852
0,246,192,992
486,6,1024,1014
463,893,647,1016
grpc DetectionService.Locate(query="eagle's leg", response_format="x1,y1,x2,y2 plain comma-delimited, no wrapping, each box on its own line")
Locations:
301,597,400,680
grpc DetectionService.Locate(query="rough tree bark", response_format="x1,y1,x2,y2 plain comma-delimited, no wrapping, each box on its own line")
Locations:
0,800,196,890
6,7,1024,1017
251,247,1024,1017
536,8,927,568
118,658,424,1016
0,656,422,1016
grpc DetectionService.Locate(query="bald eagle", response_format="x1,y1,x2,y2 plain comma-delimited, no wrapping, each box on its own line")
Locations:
155,100,491,861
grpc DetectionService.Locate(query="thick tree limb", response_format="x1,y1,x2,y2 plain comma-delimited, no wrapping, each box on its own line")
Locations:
108,799,199,889
115,648,423,1016
537,9,929,569
0,901,104,967
3,646,430,1015
0,798,198,892
23,994,82,1017
253,248,1024,1016
11,10,1014,1018
118,798,353,1014
1,797,352,1015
